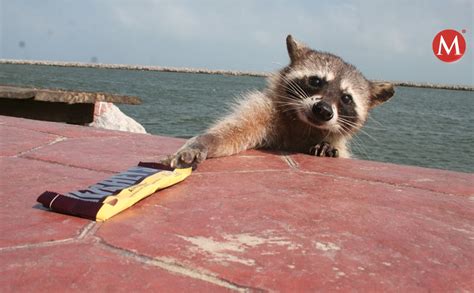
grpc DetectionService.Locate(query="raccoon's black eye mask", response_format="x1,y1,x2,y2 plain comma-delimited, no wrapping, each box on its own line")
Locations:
303,75,328,96
284,77,320,99
308,76,325,89
341,94,353,105
284,75,331,99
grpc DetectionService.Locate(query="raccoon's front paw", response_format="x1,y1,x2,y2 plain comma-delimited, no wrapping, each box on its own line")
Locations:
309,142,339,158
160,147,208,169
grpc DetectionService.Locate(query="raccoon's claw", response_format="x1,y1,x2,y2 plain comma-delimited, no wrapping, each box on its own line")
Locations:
160,147,208,169
309,142,339,158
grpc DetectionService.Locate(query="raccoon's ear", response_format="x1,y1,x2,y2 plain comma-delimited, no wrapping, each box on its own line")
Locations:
369,82,394,108
286,35,309,64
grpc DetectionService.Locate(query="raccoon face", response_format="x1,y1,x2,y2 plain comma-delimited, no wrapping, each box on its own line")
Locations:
275,35,394,136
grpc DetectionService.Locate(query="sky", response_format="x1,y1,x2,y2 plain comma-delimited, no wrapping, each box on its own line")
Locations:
1,0,473,85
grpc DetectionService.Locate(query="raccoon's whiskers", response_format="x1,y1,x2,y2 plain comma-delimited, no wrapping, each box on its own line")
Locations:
273,95,305,108
273,99,305,116
367,115,385,128
339,118,377,142
350,133,372,159
273,98,301,107
273,97,304,108
304,122,313,143
340,115,385,130
279,84,304,101
336,123,371,159
352,136,371,159
276,72,308,100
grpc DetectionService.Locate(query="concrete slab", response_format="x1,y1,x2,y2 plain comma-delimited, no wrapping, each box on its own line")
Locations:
1,115,473,292
0,125,58,156
98,171,474,291
0,157,105,248
0,242,228,292
291,154,474,197
22,135,182,173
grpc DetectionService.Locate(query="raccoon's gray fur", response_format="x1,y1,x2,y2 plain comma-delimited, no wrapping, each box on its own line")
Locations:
162,35,394,168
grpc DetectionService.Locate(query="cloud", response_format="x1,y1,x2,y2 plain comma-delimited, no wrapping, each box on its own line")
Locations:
1,0,473,84
112,0,201,40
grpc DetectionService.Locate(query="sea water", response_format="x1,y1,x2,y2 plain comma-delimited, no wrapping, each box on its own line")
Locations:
1,63,472,173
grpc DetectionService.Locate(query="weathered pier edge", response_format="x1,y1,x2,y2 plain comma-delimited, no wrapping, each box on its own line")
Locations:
1,59,473,91
0,85,141,125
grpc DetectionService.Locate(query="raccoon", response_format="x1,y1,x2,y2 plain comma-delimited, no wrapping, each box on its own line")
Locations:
162,35,394,168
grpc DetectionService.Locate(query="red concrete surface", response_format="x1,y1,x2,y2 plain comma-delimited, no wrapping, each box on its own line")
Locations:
0,241,226,292
1,115,473,292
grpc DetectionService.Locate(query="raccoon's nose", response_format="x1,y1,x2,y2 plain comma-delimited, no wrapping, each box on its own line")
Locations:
312,102,334,121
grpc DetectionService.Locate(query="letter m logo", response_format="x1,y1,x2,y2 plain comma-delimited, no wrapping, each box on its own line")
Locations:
437,35,461,56
432,29,467,62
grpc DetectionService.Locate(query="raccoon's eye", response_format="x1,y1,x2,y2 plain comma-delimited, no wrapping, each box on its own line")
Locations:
308,76,323,88
341,94,353,104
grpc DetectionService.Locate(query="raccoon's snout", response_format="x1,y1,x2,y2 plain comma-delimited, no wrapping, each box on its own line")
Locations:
312,101,334,121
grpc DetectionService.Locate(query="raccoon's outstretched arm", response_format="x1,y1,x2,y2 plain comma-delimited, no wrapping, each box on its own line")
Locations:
163,91,275,168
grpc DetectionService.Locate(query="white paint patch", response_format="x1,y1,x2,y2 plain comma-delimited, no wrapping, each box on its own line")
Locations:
260,251,278,256
451,227,474,234
413,178,435,182
382,262,392,267
429,258,442,265
315,241,341,251
177,232,302,266
177,235,254,266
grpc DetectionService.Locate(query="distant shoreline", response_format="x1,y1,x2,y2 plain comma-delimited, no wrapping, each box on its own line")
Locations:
1,59,472,91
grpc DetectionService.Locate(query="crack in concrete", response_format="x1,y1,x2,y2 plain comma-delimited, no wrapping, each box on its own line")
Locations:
14,135,67,157
77,221,100,239
0,237,75,252
0,217,264,291
194,166,459,197
96,239,264,292
299,170,467,197
17,155,116,174
0,221,99,252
